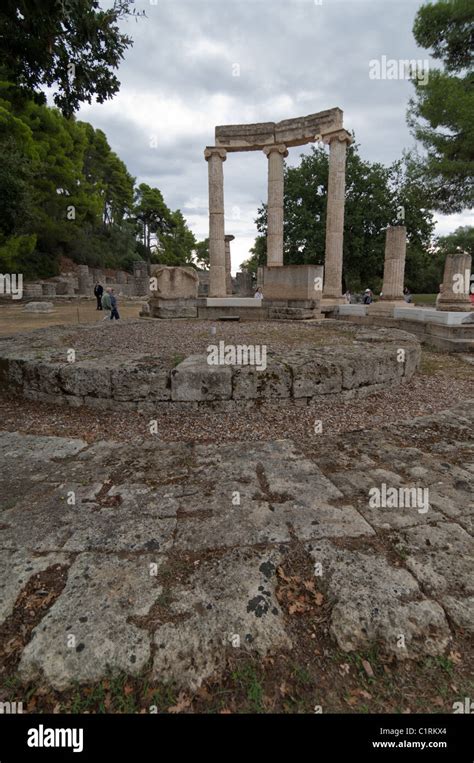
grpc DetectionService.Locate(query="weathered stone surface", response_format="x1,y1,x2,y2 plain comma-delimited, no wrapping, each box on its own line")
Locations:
152,548,291,688
232,360,292,399
19,554,162,690
60,362,112,398
1,402,472,689
111,362,171,401
307,540,451,658
23,302,54,313
149,266,199,300
171,354,232,401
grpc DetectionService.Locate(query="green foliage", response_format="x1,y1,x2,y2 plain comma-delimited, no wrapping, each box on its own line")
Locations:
0,0,142,117
249,142,436,293
157,210,196,266
0,83,196,278
436,225,474,257
194,238,209,269
408,0,474,212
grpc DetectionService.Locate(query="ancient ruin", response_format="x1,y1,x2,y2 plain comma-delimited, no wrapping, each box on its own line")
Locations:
205,109,353,308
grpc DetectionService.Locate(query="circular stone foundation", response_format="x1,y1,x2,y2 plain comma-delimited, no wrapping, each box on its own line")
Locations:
0,320,421,412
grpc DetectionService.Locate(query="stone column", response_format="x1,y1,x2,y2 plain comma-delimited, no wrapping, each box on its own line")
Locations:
224,234,235,294
438,252,472,311
205,147,227,297
263,144,288,267
133,261,150,297
322,129,352,302
77,265,90,295
380,225,407,301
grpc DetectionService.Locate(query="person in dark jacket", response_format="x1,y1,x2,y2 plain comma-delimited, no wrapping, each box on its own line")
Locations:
109,289,120,320
94,282,103,310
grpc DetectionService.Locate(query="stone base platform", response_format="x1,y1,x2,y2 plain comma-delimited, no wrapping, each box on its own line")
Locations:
197,298,321,321
334,305,474,352
0,323,420,412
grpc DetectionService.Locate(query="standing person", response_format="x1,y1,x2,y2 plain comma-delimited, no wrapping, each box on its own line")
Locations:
109,288,120,320
403,286,412,303
254,286,264,300
363,288,373,305
101,287,112,319
344,290,351,303
94,282,103,310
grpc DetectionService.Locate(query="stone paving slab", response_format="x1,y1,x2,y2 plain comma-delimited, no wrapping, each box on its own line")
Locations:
0,400,473,689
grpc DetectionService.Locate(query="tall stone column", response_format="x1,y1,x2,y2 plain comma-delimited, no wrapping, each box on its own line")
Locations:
438,252,472,311
263,144,288,267
205,147,227,297
77,265,90,295
380,225,407,301
225,234,234,295
322,129,352,302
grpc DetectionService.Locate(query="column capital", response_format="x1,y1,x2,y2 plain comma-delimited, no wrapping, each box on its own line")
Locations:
204,146,227,161
321,128,353,146
263,143,289,158
225,234,235,242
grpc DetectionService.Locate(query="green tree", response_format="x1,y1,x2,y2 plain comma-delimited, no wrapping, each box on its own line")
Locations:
407,0,474,212
194,238,209,269
133,183,174,256
0,0,142,116
158,210,196,266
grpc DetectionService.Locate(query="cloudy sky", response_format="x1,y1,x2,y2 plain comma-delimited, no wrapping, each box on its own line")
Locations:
76,0,473,272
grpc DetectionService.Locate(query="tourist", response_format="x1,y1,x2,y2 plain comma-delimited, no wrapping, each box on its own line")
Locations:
344,290,351,303
254,286,264,300
363,288,373,305
403,286,412,303
93,282,103,310
101,287,112,319
109,288,120,320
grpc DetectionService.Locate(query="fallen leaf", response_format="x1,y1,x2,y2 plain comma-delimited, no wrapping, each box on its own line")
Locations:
168,692,191,714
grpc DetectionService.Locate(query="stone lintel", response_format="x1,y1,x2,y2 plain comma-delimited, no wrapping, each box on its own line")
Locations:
214,108,343,151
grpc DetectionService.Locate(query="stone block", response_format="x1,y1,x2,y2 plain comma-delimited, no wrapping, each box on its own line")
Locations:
232,361,292,399
171,355,232,401
23,302,54,313
111,362,171,401
150,298,197,318
60,362,112,398
289,354,343,397
262,264,324,300
149,265,198,299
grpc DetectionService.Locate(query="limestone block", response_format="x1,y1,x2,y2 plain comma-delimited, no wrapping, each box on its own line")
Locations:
232,361,292,399
60,362,112,398
150,298,197,318
149,266,199,300
171,355,232,401
262,265,324,301
23,301,54,313
111,362,171,401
